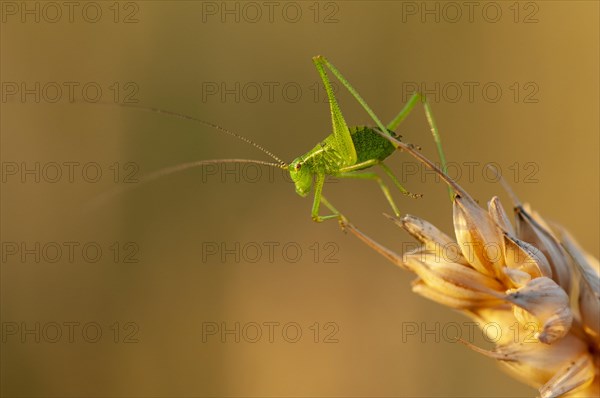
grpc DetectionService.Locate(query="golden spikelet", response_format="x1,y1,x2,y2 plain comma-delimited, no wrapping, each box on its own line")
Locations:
343,146,599,397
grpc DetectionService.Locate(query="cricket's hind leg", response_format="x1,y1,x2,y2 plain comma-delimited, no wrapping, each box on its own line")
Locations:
387,92,452,199
378,162,422,199
337,170,400,217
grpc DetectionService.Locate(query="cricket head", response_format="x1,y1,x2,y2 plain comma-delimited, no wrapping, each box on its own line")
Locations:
289,157,312,197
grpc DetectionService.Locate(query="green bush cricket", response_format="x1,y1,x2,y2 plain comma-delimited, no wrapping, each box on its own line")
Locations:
98,55,448,222
288,55,448,222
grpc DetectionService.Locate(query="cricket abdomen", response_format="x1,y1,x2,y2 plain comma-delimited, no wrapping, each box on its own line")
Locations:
350,126,398,165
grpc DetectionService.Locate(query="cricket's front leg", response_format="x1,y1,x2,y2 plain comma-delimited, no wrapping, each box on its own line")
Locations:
311,173,343,223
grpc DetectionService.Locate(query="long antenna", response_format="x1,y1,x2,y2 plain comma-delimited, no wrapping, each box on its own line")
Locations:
81,101,287,167
84,158,287,211
138,159,287,184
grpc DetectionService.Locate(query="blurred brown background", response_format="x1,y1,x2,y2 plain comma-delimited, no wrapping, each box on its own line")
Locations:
1,1,598,397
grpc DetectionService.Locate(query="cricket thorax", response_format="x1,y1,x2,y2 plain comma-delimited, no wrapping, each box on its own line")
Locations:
289,126,398,197
288,140,346,197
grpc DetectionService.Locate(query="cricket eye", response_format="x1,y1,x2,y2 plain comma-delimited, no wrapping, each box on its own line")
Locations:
295,163,302,171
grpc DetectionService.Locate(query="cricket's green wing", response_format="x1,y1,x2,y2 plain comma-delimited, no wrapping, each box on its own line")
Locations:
313,56,357,166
